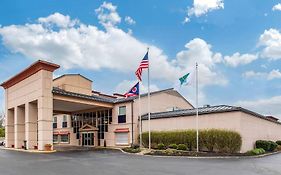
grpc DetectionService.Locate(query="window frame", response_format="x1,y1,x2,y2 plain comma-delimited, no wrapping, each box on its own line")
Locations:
118,106,126,123
62,115,67,128
53,116,57,128
60,134,70,143
53,135,58,143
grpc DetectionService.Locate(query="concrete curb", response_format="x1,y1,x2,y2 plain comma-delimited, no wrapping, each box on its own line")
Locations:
0,147,57,154
119,148,281,159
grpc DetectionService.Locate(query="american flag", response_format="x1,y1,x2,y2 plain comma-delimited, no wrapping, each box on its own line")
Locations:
135,51,149,81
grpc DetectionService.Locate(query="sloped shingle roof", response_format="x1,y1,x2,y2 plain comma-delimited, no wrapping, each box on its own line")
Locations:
141,105,280,125
53,87,176,104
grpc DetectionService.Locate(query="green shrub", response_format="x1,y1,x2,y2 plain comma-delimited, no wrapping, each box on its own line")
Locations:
122,147,141,153
157,143,165,150
200,129,217,152
141,129,242,153
131,144,140,149
177,144,187,150
256,140,278,152
247,148,265,155
256,140,270,151
268,141,278,151
276,145,281,151
168,144,178,149
276,140,281,146
225,131,242,153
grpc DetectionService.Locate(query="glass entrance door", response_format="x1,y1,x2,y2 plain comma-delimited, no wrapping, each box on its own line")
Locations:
82,132,94,146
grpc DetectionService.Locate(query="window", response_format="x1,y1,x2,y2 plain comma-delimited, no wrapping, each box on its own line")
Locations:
53,135,58,143
60,135,69,143
115,133,128,145
119,106,126,115
62,115,67,128
118,106,126,123
53,117,57,128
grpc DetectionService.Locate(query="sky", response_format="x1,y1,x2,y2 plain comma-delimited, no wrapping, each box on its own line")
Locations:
0,0,281,118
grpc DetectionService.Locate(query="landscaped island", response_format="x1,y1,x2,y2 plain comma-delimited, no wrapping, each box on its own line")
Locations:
122,129,281,157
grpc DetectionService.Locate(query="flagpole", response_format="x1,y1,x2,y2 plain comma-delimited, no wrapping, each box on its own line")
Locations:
147,47,151,150
138,81,142,148
196,62,199,153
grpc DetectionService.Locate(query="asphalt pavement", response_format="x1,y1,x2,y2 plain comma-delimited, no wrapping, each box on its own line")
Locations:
0,149,280,175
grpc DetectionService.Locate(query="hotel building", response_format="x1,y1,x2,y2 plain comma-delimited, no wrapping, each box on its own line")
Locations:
1,60,281,152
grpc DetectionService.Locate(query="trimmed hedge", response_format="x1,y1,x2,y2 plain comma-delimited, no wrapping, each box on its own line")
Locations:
141,129,242,153
256,140,278,152
276,140,281,146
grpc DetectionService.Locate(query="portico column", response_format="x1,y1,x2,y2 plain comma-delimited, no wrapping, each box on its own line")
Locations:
14,106,25,149
37,97,53,151
5,108,15,148
25,102,38,149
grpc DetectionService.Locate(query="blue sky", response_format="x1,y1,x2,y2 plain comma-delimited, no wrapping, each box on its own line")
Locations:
0,0,281,118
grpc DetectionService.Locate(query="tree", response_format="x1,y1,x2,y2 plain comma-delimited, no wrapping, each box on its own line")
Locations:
0,111,4,128
0,111,4,137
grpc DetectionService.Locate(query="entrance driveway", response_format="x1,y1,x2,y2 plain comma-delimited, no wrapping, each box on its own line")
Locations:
0,149,280,175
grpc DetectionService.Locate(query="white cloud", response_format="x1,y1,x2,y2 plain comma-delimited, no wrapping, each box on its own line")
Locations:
236,96,281,119
115,80,159,94
0,4,227,89
182,17,190,24
243,69,281,80
272,3,281,11
95,1,121,28
224,52,258,67
258,28,281,60
38,12,79,28
268,69,281,80
184,0,224,23
124,16,136,25
176,38,227,86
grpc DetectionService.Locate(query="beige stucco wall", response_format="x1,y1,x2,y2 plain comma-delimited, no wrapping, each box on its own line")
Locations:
5,70,54,150
53,75,92,95
142,111,281,152
53,114,79,146
135,91,193,115
240,113,281,152
106,102,135,147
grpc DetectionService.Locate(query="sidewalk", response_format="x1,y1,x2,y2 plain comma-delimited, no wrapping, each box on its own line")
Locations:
0,146,56,153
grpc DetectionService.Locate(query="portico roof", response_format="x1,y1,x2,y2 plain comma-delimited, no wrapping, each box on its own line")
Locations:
53,87,115,104
1,60,60,89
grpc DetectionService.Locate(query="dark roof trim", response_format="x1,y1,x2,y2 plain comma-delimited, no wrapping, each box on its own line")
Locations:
141,105,281,125
114,88,174,103
53,87,114,103
53,74,93,82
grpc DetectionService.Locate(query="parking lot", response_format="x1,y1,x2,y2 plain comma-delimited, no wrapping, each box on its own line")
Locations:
0,149,280,175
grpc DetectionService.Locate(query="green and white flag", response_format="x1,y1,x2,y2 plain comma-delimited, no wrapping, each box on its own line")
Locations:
179,73,191,86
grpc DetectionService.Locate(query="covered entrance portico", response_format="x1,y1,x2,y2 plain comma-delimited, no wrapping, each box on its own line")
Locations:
53,87,113,147
1,60,114,151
